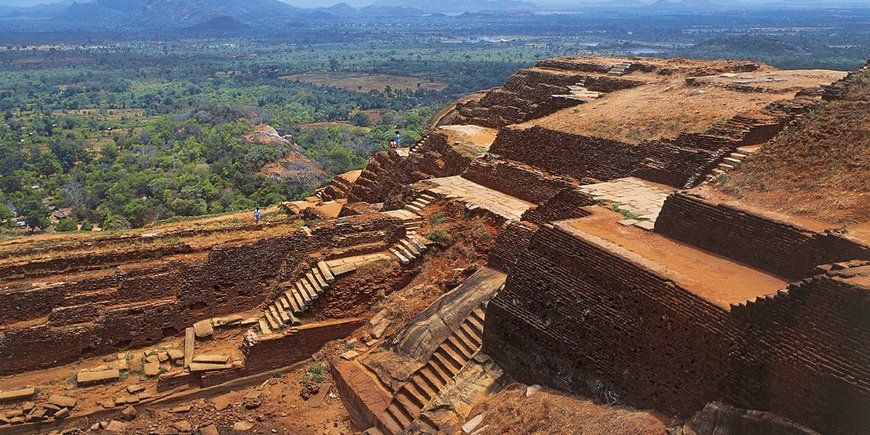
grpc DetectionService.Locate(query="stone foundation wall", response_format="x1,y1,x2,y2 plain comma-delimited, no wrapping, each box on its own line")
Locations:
0,216,402,375
199,318,367,387
725,269,870,434
488,126,730,189
484,222,870,434
520,188,595,226
461,158,576,203
486,221,536,273
655,192,870,279
484,224,732,416
347,133,472,204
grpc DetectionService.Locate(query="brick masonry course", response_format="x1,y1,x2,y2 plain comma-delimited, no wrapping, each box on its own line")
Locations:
655,192,870,279
0,214,403,375
483,222,869,434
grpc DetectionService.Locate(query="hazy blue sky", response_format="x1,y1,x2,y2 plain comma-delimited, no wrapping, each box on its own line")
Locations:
0,0,861,8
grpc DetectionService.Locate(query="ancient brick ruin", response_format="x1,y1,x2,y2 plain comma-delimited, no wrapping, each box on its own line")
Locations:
1,56,866,434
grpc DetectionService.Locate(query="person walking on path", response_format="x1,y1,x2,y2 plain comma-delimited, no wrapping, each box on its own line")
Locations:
254,208,261,224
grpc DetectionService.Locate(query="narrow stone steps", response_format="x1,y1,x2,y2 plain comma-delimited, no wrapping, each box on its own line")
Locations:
390,247,410,265
402,381,431,407
258,318,271,334
385,403,413,432
317,261,335,282
398,239,421,257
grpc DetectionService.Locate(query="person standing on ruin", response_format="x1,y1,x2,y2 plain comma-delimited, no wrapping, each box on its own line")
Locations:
389,140,397,149
254,208,261,224
395,130,401,148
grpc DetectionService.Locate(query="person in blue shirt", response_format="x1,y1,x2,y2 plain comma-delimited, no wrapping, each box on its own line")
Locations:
395,131,401,148
254,208,261,223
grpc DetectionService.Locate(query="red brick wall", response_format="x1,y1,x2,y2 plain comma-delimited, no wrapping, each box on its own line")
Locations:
0,217,401,375
484,224,732,416
655,192,870,279
461,159,576,203
200,318,367,387
484,222,870,434
487,221,536,273
725,269,870,434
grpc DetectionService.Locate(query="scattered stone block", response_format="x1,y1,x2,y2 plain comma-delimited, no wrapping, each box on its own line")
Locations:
9,416,24,424
173,420,192,432
138,391,154,401
200,424,220,435
47,395,77,409
31,409,46,419
243,391,262,409
77,369,120,386
305,383,331,409
192,354,230,364
145,354,160,364
634,220,656,231
184,327,195,368
120,406,137,421
340,350,359,360
114,395,127,406
369,309,388,327
100,399,115,409
166,349,184,361
463,414,484,433
144,362,160,376
105,420,127,432
54,408,70,419
6,410,23,419
124,394,140,404
213,315,244,327
155,427,179,435
211,395,230,411
618,219,638,226
171,405,191,413
127,384,145,394
129,354,143,372
0,388,35,403
193,320,214,338
240,317,258,326
371,319,391,339
21,401,34,413
525,384,542,397
44,403,61,414
233,421,254,431
157,351,170,363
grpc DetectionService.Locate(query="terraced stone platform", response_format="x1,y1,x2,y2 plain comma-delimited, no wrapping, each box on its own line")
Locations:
559,208,788,309
417,176,534,221
578,177,673,230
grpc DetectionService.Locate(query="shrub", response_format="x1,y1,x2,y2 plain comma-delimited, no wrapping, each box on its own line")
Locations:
54,218,78,232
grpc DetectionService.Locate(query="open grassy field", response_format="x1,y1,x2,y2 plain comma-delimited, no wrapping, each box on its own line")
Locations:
279,72,446,92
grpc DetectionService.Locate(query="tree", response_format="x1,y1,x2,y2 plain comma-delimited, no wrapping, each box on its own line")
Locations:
79,219,93,232
54,218,77,232
349,112,371,127
17,197,50,231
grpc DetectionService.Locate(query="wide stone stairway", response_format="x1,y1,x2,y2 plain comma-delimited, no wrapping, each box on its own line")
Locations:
380,306,487,434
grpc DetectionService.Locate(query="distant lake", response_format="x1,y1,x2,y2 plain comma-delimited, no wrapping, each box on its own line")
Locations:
628,48,663,54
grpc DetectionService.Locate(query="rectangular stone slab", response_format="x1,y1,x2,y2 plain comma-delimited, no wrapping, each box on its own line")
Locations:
76,369,120,386
47,395,77,408
184,327,195,368
188,362,233,372
192,354,230,364
0,388,35,403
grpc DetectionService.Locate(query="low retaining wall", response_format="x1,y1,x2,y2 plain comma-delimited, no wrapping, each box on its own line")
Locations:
484,222,870,434
0,216,402,375
200,318,367,387
655,192,870,279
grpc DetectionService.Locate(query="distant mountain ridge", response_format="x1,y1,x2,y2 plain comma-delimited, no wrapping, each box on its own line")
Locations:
51,0,301,29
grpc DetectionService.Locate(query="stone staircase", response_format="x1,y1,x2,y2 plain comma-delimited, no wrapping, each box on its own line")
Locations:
551,79,602,102
409,133,430,154
257,261,336,335
386,193,436,265
607,61,633,76
705,146,757,183
380,306,487,434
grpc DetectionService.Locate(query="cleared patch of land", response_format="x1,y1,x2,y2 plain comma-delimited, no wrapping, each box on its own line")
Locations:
279,72,446,92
